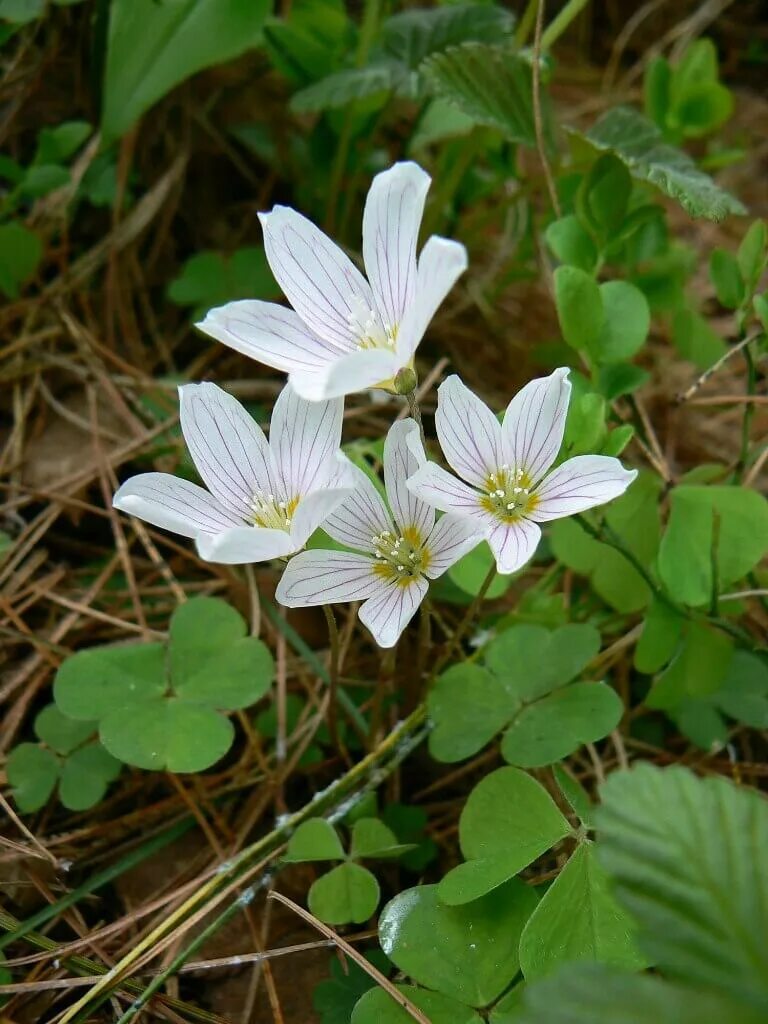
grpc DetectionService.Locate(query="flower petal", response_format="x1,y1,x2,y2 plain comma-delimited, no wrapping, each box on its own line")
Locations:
179,382,275,516
289,485,356,549
529,455,638,521
269,382,344,498
289,348,399,401
276,550,383,606
196,300,340,373
359,576,429,648
113,473,241,538
485,517,542,575
424,514,482,579
435,375,503,488
196,526,296,565
362,161,430,333
260,206,373,349
396,236,467,361
502,367,571,486
384,418,434,538
324,463,394,553
406,462,486,520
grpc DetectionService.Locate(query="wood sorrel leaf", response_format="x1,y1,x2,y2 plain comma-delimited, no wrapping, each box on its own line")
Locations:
352,986,482,1024
285,819,346,863
428,663,513,763
54,643,166,721
308,863,380,925
484,624,601,701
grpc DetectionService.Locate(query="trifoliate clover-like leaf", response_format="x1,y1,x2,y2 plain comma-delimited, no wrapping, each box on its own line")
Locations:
308,862,380,925
285,819,346,863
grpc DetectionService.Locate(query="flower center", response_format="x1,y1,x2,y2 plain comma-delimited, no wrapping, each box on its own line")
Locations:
249,491,299,531
480,465,537,522
371,527,428,585
348,296,397,352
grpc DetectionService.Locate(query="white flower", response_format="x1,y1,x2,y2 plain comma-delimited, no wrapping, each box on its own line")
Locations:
113,382,354,564
406,369,637,575
196,162,467,401
276,419,481,648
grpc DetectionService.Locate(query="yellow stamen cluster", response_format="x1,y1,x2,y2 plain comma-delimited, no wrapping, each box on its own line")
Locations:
348,296,397,352
480,465,536,522
371,527,428,585
249,491,298,531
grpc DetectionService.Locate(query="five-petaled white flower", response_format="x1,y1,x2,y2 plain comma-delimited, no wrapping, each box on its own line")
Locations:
406,369,637,575
113,382,354,564
276,419,480,648
196,162,467,401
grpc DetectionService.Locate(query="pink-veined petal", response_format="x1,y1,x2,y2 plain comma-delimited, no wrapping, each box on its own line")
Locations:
260,206,373,349
384,418,434,538
529,455,637,521
359,576,429,648
269,382,344,498
406,462,486,521
289,485,355,549
424,514,482,579
502,367,571,486
485,517,542,575
179,382,276,516
396,236,467,361
289,348,399,401
435,375,502,488
196,300,341,373
324,463,394,554
113,473,242,539
276,550,383,606
362,162,430,333
196,526,296,565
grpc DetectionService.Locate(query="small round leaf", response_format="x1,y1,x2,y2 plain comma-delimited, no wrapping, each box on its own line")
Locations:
308,863,380,925
352,986,482,1024
34,704,97,754
7,744,59,812
54,643,166,721
59,743,121,811
285,819,346,863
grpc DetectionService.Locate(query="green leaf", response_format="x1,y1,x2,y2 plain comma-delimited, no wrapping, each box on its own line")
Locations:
634,599,684,674
6,744,59,812
713,651,768,728
20,164,71,198
600,423,634,457
59,743,121,811
54,642,166,720
169,597,273,710
545,215,598,273
658,486,768,606
291,64,398,113
379,880,537,1007
516,963,763,1024
737,219,767,294
349,818,411,860
553,764,594,829
502,683,623,768
563,392,607,455
0,0,44,23
577,105,745,221
34,704,96,755
595,280,650,363
428,663,513,763
597,364,650,401
308,863,380,925
34,121,91,164
671,308,727,369
99,697,234,772
352,986,482,1024
382,4,515,70
489,985,526,1023
709,248,745,309
647,620,733,711
438,767,571,905
167,247,276,319
313,953,388,1024
285,818,346,862
597,764,768,1011
0,221,43,299
380,803,438,873
581,154,632,235
101,0,271,142
423,44,541,147
519,842,645,979
554,266,603,353
485,624,601,701
644,56,671,129
449,542,511,599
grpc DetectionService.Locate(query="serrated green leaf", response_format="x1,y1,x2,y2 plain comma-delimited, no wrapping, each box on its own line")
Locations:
597,764,768,1010
485,624,601,701
519,842,645,979
577,106,745,221
352,986,482,1024
102,0,270,142
34,704,96,755
99,697,233,772
6,744,59,812
59,743,121,811
438,767,571,905
383,4,515,70
502,683,623,768
423,43,541,147
308,863,379,925
428,663,513,763
285,819,346,862
291,64,398,113
379,880,537,1007
54,642,166,721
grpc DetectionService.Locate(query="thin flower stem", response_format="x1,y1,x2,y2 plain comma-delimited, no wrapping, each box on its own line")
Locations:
322,604,343,756
436,562,497,674
406,388,427,449
735,339,757,483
